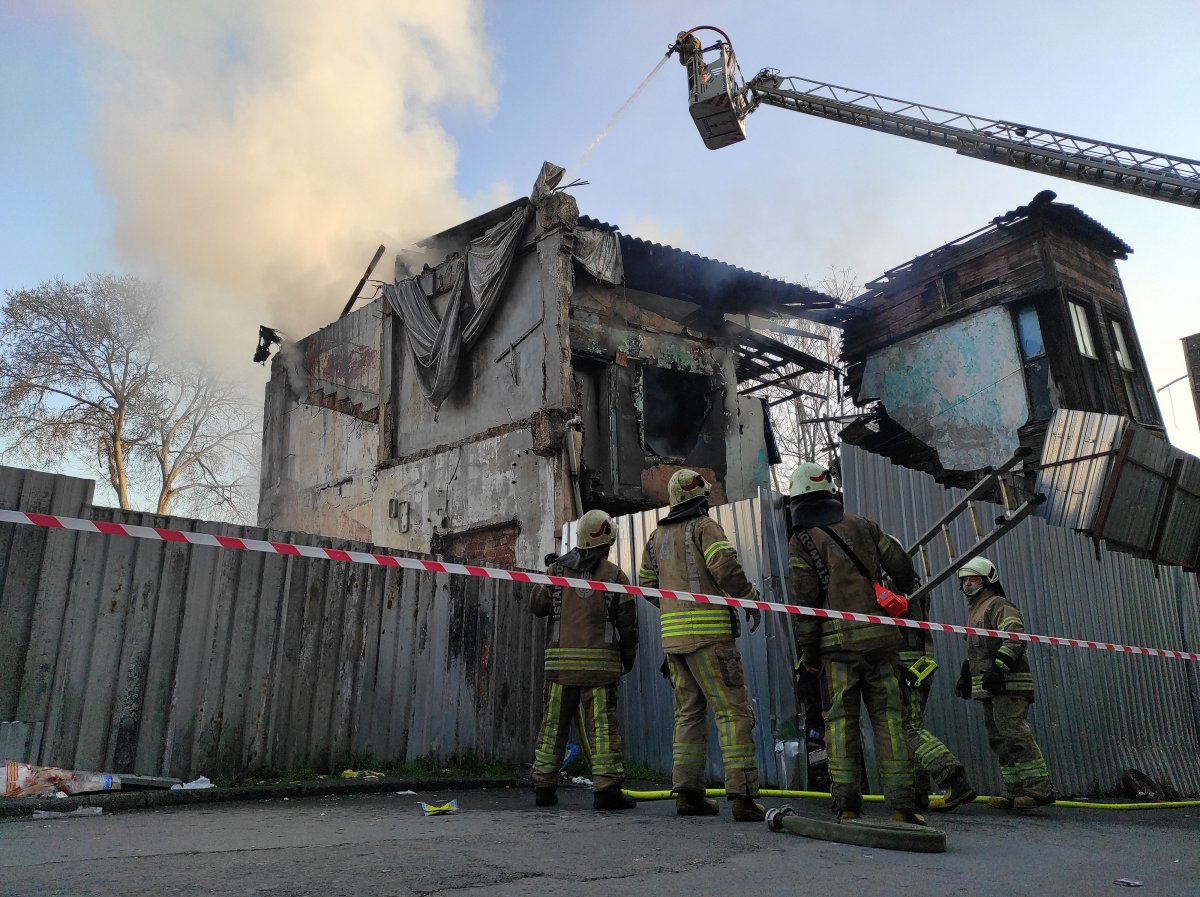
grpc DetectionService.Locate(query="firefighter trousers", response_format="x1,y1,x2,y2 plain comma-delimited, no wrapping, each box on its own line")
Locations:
532,681,625,792
821,648,916,812
901,672,966,789
982,694,1053,801
668,641,760,798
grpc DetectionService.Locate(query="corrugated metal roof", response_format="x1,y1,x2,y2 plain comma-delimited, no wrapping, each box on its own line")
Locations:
578,215,847,324
859,192,1131,296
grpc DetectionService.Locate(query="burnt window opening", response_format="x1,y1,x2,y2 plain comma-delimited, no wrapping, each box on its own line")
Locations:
639,366,713,459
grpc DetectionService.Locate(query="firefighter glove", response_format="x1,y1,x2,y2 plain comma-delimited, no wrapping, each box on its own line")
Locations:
622,653,637,674
659,656,673,687
954,660,972,699
981,666,1005,695
744,606,762,634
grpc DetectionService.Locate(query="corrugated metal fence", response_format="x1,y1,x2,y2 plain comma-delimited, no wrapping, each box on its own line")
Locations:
6,452,1199,796
0,465,542,779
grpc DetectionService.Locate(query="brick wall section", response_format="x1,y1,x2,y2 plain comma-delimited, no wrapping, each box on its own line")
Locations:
439,523,520,568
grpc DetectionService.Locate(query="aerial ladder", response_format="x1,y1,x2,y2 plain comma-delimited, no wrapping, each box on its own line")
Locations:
671,27,1200,208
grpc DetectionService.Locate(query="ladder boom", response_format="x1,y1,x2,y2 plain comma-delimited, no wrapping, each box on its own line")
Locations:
745,71,1200,208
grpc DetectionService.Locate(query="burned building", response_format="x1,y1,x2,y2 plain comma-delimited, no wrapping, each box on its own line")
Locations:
258,164,839,568
839,191,1163,485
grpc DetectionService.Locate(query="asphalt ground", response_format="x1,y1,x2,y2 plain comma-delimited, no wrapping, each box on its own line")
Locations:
1,785,1196,897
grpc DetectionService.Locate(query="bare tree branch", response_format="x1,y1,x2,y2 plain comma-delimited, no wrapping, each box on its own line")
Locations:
0,274,260,520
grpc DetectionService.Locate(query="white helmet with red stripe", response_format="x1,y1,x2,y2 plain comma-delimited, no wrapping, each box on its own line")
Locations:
667,469,712,507
576,509,617,549
789,461,836,497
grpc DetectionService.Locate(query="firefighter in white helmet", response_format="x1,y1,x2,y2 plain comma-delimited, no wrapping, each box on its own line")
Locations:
529,509,639,811
786,461,923,824
954,556,1055,810
638,469,765,822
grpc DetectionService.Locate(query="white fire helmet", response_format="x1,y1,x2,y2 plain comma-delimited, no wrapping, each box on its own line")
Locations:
790,462,836,498
956,556,999,584
576,509,617,550
668,469,712,507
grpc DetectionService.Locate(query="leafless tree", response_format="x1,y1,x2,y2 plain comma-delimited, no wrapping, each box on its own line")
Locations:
765,267,862,477
0,275,260,519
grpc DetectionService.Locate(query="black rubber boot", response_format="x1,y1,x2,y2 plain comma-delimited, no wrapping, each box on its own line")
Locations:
593,788,637,811
534,787,558,807
730,797,766,822
934,772,978,812
675,790,719,816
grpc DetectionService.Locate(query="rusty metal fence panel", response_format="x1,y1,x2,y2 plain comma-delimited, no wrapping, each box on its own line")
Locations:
843,444,1200,798
0,465,542,779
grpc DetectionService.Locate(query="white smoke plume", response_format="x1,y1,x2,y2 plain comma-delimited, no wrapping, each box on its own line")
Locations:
70,0,495,370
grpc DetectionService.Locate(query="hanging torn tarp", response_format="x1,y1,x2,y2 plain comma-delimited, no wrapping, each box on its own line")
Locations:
572,226,624,285
384,203,530,408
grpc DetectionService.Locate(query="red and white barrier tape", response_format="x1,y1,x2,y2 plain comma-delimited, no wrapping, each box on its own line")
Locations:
3,507,1197,662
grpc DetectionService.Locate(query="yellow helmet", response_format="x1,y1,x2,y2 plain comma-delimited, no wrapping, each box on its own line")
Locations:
667,469,712,507
957,556,998,584
576,509,617,550
790,461,836,497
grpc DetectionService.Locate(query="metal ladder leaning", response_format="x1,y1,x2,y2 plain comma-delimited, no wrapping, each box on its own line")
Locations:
905,447,1046,602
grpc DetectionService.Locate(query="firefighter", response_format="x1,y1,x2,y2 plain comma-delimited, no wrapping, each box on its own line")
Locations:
787,461,923,824
954,557,1055,810
891,534,977,813
638,469,765,822
529,509,639,811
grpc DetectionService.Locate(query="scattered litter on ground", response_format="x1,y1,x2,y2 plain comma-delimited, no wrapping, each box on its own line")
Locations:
395,790,417,795
338,769,384,779
1113,880,1144,888
570,776,593,786
420,800,459,817
2,762,119,798
170,776,212,790
32,807,104,819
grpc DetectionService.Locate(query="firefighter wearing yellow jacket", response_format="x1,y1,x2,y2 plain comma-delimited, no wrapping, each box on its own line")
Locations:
787,462,923,824
529,509,639,811
638,470,765,822
955,557,1055,810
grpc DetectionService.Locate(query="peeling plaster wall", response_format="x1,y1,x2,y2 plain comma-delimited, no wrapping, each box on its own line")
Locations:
260,207,574,570
860,305,1029,471
389,247,552,457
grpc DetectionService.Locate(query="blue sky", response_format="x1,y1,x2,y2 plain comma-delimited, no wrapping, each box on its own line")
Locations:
2,0,1199,454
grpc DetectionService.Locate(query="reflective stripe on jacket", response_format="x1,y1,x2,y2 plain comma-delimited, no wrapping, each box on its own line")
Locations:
965,589,1034,700
639,515,756,654
529,558,637,685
